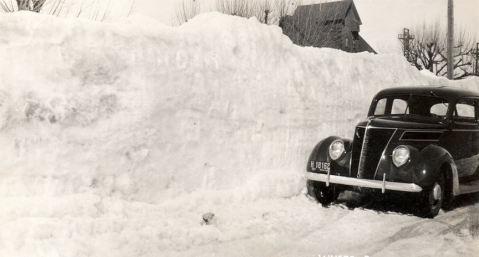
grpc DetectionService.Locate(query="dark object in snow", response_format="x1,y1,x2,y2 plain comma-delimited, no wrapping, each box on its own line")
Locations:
306,86,479,218
202,213,215,225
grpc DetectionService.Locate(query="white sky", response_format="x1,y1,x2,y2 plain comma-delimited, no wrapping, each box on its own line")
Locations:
131,0,479,52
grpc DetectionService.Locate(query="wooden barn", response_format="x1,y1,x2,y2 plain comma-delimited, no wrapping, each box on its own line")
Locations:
280,0,376,54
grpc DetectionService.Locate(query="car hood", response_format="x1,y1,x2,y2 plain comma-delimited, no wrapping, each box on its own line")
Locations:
357,117,448,130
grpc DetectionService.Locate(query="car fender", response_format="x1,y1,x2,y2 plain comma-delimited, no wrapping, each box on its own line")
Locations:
307,136,352,173
414,144,460,195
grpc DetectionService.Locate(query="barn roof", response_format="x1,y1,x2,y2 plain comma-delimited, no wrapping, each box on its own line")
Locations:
294,0,362,25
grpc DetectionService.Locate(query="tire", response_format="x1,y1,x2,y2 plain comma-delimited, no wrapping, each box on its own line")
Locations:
307,180,340,205
441,170,455,211
418,172,445,218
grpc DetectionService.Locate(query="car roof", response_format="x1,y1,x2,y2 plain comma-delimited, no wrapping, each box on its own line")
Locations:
374,86,479,101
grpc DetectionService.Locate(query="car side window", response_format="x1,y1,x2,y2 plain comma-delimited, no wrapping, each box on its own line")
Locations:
454,99,477,124
374,97,409,116
391,99,408,114
430,103,448,117
374,98,387,115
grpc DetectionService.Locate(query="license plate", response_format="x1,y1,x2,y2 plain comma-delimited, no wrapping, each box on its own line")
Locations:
310,161,330,172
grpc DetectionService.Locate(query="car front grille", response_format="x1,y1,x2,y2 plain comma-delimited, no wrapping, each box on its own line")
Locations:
351,127,396,179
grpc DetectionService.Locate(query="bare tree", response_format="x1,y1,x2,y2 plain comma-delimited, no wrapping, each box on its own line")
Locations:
20,0,46,12
175,0,202,25
216,0,299,25
405,20,477,80
0,0,137,21
47,0,66,16
406,21,444,72
275,0,299,23
1,0,46,12
173,0,300,26
215,0,257,20
250,0,273,24
0,0,14,11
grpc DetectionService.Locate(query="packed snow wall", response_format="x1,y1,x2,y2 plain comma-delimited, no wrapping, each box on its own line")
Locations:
0,11,478,205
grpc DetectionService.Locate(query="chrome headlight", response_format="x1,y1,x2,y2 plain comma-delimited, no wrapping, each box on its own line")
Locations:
329,139,345,160
392,145,410,167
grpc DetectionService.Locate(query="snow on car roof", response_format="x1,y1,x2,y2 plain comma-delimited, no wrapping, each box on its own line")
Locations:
375,86,479,100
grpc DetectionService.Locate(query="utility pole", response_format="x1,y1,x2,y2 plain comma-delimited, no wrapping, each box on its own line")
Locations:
447,0,454,80
398,28,414,60
476,42,479,75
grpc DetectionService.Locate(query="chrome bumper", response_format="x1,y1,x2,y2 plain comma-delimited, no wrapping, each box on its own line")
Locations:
305,171,423,193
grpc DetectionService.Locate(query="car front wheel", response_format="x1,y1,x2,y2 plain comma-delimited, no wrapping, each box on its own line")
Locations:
418,172,445,218
307,180,340,206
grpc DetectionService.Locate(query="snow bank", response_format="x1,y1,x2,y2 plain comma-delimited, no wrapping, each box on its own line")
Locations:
2,11,477,203
0,11,478,256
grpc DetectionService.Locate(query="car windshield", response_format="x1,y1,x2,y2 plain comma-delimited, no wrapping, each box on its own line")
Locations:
372,93,449,123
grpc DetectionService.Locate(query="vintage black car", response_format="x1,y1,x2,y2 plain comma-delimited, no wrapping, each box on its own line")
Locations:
306,86,479,217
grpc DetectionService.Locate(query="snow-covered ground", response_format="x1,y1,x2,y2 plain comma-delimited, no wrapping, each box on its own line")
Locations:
0,11,478,257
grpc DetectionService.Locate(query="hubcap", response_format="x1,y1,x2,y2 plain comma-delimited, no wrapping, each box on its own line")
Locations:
433,182,442,201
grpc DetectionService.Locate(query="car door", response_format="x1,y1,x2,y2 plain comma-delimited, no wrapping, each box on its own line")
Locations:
445,98,479,181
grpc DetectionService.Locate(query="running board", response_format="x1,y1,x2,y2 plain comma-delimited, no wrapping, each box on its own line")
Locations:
458,180,479,195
